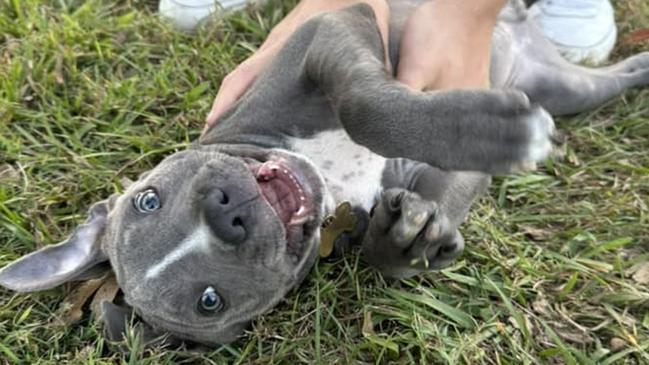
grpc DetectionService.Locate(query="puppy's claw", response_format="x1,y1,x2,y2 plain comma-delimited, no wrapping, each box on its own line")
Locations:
424,221,442,242
387,192,434,247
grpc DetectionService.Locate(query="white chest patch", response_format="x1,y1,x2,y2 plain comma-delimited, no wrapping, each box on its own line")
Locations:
290,130,386,210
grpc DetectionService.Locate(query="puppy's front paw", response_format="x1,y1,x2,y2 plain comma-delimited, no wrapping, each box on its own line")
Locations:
516,105,560,171
362,188,463,278
493,90,563,173
457,90,562,174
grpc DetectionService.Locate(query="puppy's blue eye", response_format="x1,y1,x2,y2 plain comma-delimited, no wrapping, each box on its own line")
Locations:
133,189,160,213
199,286,223,313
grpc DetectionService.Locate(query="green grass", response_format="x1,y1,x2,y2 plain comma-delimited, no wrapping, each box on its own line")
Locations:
0,0,648,363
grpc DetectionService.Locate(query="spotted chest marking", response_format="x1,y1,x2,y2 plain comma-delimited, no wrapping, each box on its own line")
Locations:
290,130,386,210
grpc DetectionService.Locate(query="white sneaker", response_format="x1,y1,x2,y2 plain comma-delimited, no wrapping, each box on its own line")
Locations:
528,0,617,65
159,0,258,32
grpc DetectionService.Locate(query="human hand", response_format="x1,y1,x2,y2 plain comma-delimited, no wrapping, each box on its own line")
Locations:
396,0,506,91
204,0,390,129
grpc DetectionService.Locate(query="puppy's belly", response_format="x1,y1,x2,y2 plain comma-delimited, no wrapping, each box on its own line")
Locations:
290,130,387,210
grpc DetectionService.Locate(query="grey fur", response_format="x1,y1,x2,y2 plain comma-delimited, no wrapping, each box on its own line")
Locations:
1,0,648,347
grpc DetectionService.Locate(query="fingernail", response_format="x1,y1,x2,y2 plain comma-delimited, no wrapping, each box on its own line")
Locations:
201,124,209,136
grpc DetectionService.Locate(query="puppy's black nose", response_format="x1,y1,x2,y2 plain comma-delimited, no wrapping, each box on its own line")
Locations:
202,188,247,244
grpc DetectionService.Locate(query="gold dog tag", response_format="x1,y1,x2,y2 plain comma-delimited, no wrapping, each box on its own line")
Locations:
319,201,358,258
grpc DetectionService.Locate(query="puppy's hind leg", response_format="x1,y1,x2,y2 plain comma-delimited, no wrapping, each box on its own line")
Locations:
603,52,649,89
493,5,649,117
517,52,649,116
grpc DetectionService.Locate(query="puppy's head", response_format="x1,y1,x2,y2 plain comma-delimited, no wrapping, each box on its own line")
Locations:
0,145,327,345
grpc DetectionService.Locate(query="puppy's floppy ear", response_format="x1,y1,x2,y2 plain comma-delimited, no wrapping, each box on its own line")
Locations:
0,199,112,292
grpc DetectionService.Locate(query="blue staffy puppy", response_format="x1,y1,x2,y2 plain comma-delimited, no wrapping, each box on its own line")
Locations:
1,0,648,347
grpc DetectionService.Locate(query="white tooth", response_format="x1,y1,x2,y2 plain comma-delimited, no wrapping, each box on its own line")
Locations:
290,215,310,226
283,170,288,174
300,196,305,201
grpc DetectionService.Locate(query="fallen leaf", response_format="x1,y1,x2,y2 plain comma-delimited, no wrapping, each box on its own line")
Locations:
567,149,581,167
90,274,120,319
532,297,552,317
362,310,375,337
621,28,649,46
610,337,626,351
519,224,554,241
54,55,64,85
0,164,19,183
361,309,399,359
549,321,593,344
508,315,535,336
57,275,108,326
626,262,649,285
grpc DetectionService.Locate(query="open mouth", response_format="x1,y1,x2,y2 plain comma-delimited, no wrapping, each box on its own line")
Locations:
249,159,316,256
